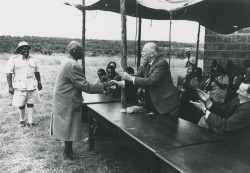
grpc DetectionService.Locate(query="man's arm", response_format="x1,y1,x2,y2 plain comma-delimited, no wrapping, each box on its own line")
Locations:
134,61,168,86
206,106,250,135
6,73,14,94
35,72,42,90
135,65,145,78
68,64,106,93
209,98,238,118
213,78,227,90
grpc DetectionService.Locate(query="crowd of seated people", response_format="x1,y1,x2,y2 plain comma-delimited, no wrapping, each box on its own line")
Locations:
97,62,138,100
180,58,250,131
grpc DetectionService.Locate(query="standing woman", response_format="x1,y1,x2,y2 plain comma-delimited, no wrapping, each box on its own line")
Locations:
51,41,111,161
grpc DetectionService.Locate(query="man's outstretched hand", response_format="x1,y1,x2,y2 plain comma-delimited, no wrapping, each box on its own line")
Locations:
120,72,133,81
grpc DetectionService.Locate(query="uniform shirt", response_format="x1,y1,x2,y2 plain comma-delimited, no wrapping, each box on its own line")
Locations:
5,55,39,91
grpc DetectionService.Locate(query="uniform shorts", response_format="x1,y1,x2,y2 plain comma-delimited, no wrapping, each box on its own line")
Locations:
12,90,41,107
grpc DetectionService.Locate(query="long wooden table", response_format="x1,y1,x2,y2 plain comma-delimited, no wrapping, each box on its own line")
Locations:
87,102,223,172
155,128,250,173
156,140,250,173
82,92,120,105
81,92,120,122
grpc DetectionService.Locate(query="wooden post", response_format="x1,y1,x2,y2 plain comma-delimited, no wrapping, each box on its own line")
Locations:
168,12,173,67
120,0,127,111
195,23,201,67
137,18,142,69
82,0,86,75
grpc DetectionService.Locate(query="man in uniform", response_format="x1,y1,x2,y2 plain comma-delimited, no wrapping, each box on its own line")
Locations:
5,41,42,127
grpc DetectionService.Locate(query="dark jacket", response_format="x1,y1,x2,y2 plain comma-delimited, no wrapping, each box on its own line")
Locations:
134,55,179,116
207,98,250,135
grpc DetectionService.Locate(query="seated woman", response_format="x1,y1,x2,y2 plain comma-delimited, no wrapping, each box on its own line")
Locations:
179,57,204,124
205,66,229,104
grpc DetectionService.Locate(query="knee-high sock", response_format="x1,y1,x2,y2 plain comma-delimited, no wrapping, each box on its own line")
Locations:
27,107,34,124
18,108,25,121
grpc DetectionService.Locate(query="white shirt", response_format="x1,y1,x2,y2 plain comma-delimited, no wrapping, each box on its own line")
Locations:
5,55,39,90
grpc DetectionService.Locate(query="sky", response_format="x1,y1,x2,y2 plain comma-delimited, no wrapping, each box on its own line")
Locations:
0,0,205,43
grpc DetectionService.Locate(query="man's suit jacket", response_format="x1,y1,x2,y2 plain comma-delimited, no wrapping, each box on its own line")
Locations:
135,55,179,116
207,98,250,135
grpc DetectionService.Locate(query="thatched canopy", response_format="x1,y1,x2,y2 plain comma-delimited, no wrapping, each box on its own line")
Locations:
67,0,250,34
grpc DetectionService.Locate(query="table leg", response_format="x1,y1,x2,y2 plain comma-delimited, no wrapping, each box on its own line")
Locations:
88,113,94,151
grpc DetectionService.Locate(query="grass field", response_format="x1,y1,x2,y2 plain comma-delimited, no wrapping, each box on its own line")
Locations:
0,53,203,173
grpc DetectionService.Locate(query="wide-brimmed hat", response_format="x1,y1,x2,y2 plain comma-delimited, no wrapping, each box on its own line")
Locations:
15,41,31,53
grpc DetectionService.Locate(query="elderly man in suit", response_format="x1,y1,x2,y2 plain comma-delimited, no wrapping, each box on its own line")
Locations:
120,42,179,116
51,41,112,161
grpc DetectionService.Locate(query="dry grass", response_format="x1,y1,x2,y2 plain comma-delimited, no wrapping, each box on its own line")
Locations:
0,53,202,173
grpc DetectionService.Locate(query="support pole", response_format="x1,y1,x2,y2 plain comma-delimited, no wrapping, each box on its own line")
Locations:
168,12,173,67
82,0,86,74
120,0,127,112
195,23,201,67
137,18,142,69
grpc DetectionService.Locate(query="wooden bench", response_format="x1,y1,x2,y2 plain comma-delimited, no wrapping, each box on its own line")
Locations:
86,102,222,172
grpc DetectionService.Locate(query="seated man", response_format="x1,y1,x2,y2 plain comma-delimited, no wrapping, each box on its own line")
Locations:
107,61,119,76
97,68,108,83
190,82,250,135
106,65,121,81
106,65,121,97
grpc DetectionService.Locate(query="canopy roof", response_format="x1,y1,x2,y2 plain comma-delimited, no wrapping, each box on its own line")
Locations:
67,0,250,34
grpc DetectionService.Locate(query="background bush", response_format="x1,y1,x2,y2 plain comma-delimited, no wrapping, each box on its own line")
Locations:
0,36,204,59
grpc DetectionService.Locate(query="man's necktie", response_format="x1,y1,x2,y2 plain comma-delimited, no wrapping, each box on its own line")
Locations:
146,64,151,77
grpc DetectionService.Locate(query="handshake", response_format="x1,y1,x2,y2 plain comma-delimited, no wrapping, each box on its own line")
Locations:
110,80,125,88
103,80,125,88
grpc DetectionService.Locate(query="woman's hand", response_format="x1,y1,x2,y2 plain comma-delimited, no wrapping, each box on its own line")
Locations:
196,89,213,109
196,89,210,102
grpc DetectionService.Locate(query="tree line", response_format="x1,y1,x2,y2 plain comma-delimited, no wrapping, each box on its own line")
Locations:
0,36,204,59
